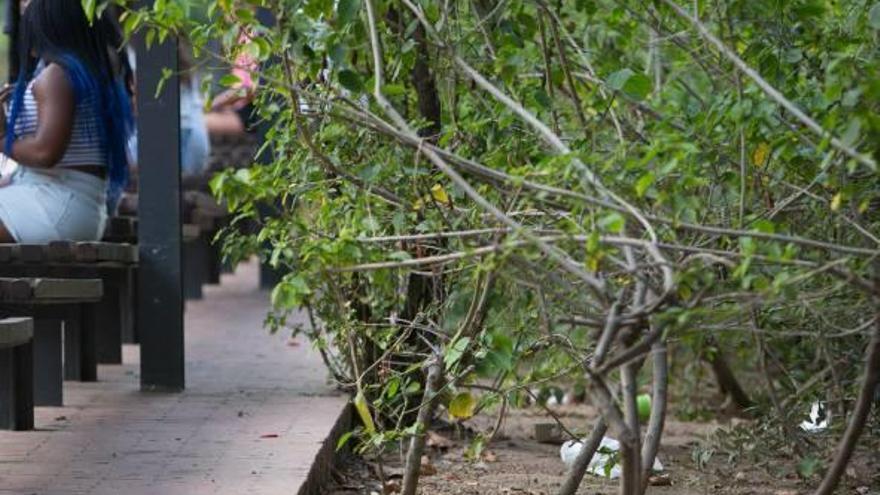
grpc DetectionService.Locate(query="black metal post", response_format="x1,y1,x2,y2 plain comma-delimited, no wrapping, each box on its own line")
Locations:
136,31,184,391
5,0,20,83
254,7,284,290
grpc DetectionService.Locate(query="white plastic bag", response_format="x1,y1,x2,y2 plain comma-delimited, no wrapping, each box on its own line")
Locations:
560,436,663,479
799,401,829,432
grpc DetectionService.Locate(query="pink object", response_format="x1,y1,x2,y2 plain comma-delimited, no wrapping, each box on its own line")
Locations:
232,30,258,91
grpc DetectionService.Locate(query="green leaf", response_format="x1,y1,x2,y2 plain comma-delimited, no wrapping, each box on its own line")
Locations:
783,49,803,64
354,390,376,434
586,230,601,253
219,74,242,88
751,219,775,234
337,0,360,25
598,212,625,233
444,337,470,368
870,3,880,29
270,275,312,309
448,392,477,420
155,67,173,99
532,87,552,109
841,118,861,146
304,0,333,19
405,380,422,394
338,70,364,93
635,171,655,197
606,69,652,100
622,73,652,100
797,455,821,479
385,377,400,398
81,0,97,23
235,8,255,23
576,0,597,13
606,68,635,91
336,431,354,451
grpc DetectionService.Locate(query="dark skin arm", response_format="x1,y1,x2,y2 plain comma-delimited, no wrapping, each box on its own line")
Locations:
0,64,75,168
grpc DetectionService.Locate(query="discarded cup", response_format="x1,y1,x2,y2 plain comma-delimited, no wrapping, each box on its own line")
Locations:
560,436,663,479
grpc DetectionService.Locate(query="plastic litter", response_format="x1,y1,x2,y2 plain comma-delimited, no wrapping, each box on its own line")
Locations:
560,436,663,479
799,401,829,432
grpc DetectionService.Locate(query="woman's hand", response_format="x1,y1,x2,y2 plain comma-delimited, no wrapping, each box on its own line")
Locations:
210,87,248,111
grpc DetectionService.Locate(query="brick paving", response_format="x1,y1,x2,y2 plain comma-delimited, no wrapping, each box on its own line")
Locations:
0,261,347,495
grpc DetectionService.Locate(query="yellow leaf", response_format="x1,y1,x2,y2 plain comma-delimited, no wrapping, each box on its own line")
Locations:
752,143,771,167
354,390,376,434
830,192,842,212
412,197,425,211
430,184,452,206
678,284,692,300
586,254,602,272
448,392,477,420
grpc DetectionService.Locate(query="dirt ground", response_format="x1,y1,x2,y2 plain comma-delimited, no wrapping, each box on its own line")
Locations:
326,404,880,495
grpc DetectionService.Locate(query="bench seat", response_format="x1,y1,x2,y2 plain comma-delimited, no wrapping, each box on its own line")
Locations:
0,277,103,407
0,242,137,357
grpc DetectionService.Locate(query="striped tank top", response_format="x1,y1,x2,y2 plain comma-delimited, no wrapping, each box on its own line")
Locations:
13,64,107,168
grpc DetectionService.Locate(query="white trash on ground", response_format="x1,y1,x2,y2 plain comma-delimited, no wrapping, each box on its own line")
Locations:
560,436,663,479
799,401,829,432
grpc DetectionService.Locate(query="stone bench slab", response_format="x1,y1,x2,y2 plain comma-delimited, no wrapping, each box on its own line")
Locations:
0,317,33,349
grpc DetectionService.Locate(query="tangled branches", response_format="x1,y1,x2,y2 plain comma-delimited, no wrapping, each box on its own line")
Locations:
144,0,880,493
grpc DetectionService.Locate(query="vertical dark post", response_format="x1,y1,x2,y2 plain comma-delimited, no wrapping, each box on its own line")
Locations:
136,31,184,391
5,0,19,83
254,7,283,290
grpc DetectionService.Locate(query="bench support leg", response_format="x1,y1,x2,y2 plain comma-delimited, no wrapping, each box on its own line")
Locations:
96,293,122,365
120,268,136,344
207,238,222,285
80,305,98,381
33,320,63,407
63,305,82,380
259,261,284,290
0,343,34,430
64,305,97,382
183,240,204,300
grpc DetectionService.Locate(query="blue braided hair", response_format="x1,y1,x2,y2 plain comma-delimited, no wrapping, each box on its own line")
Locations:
6,0,133,207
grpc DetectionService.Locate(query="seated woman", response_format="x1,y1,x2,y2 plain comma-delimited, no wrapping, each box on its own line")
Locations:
179,40,210,177
117,41,208,216
0,0,132,243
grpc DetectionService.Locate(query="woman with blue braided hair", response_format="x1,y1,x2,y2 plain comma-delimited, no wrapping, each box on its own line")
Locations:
0,0,133,242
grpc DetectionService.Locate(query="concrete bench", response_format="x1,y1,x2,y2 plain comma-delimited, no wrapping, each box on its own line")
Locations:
0,317,34,430
0,278,102,407
0,242,137,359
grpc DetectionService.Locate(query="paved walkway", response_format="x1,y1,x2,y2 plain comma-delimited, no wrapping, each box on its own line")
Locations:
0,261,348,495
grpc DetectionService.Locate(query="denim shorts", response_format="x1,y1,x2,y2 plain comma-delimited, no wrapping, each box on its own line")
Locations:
0,165,107,242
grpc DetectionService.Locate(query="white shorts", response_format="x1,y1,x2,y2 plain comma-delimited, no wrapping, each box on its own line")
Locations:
0,164,107,243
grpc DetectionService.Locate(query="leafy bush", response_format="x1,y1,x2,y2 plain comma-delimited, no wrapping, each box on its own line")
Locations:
119,0,880,493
